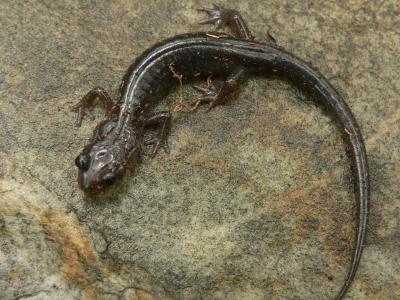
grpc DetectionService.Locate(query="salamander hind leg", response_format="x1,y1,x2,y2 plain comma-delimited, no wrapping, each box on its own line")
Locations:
143,111,171,158
191,68,246,112
71,87,118,127
197,4,255,40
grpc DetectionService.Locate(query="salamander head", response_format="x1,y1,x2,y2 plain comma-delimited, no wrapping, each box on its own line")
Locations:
74,121,141,193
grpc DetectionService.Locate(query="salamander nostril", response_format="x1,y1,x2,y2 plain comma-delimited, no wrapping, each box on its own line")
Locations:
75,154,90,171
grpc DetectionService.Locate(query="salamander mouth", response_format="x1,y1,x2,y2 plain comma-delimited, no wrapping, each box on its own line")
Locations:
85,183,106,193
78,172,107,193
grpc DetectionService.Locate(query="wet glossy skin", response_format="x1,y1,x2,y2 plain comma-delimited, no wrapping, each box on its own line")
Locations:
75,120,142,192
72,6,368,300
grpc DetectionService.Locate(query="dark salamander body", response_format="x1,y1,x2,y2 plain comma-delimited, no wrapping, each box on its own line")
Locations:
72,6,368,300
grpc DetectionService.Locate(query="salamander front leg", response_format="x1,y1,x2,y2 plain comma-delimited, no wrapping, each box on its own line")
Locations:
71,87,117,127
197,4,255,40
191,68,246,112
144,111,171,158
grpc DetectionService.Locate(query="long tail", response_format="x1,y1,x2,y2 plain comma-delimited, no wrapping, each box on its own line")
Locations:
333,108,369,300
278,53,369,299
300,59,369,299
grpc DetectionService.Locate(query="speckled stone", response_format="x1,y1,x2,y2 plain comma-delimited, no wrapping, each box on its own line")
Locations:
0,1,399,299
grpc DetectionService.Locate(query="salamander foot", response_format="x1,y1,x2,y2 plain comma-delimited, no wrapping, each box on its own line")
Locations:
197,4,228,31
197,5,254,40
191,68,246,111
191,78,225,111
145,136,170,158
143,111,171,158
71,87,116,127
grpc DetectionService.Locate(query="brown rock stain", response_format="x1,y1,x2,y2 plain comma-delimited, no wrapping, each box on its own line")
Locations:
0,173,162,300
40,208,97,298
1,193,103,299
7,264,22,290
0,189,115,300
136,289,157,300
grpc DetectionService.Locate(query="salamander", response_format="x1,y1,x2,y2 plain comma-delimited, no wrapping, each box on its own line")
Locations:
72,5,369,300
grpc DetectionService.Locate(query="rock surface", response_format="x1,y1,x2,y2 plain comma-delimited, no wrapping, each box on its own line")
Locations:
0,1,399,299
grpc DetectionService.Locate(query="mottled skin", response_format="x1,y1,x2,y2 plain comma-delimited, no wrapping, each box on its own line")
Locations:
72,5,368,300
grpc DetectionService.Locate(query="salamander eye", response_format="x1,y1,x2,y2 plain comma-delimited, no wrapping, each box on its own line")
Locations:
102,173,116,186
75,154,90,171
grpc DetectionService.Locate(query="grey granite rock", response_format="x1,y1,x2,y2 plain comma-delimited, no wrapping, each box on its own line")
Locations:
0,1,399,299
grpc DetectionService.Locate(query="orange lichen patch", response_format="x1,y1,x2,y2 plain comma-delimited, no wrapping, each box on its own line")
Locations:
295,201,353,266
269,177,331,211
257,173,353,266
295,213,352,266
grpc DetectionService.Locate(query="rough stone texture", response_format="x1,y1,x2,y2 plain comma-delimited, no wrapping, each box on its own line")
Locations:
0,1,399,299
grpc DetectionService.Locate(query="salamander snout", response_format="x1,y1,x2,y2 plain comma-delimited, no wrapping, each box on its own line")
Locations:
74,121,142,193
75,146,123,193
